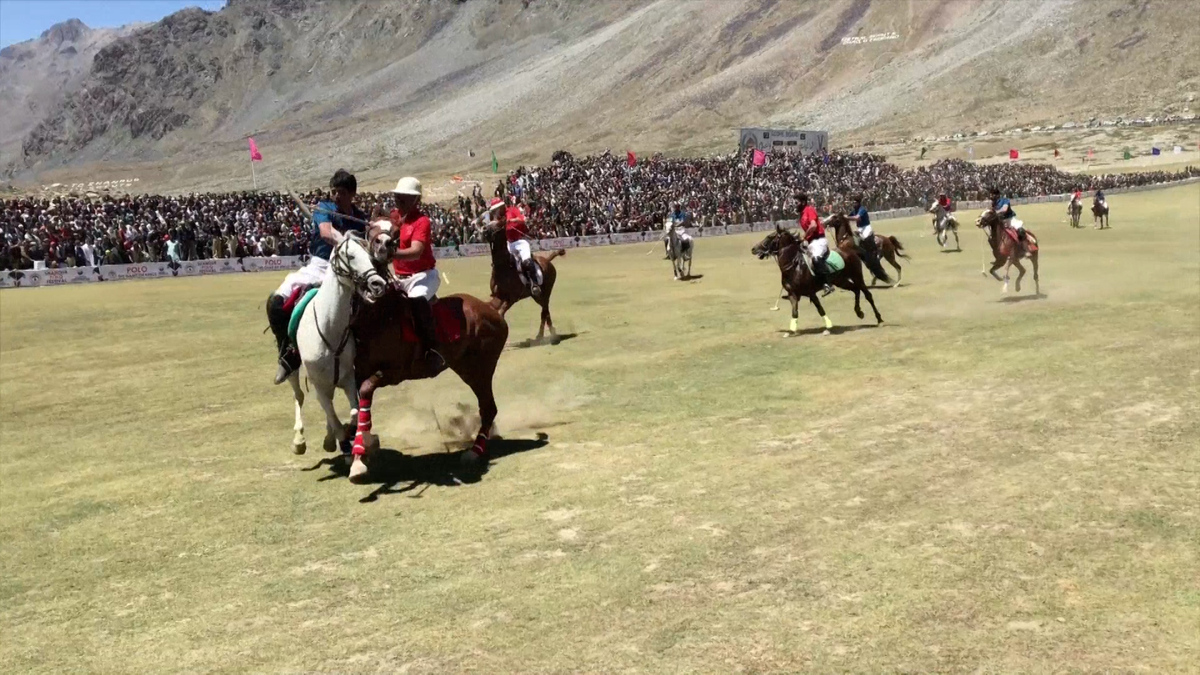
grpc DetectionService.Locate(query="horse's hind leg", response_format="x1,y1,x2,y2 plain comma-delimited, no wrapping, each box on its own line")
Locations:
886,252,902,287
540,300,557,340
1012,259,1027,293
809,295,834,334
1031,253,1040,295
289,371,306,455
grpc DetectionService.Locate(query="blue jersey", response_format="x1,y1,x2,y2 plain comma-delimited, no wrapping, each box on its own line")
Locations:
994,197,1015,219
850,205,870,228
309,201,366,260
670,209,689,225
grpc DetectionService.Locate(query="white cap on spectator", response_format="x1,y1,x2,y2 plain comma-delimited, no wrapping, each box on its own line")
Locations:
391,177,422,196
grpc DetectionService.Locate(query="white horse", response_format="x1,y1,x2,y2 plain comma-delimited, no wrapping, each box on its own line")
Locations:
928,201,960,250
287,235,388,456
663,218,693,280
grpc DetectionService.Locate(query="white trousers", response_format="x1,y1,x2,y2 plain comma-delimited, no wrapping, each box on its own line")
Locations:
395,269,440,301
858,225,873,240
808,236,829,259
1010,218,1025,231
275,256,328,297
508,239,532,263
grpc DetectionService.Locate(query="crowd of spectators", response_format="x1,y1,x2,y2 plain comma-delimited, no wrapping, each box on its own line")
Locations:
3,149,1195,270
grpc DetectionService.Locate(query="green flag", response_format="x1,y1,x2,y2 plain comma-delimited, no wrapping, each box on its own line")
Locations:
1123,148,1132,160
491,151,498,173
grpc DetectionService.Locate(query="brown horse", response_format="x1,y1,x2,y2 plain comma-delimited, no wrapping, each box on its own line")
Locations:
752,225,883,335
1092,201,1110,229
347,287,509,483
976,210,1040,295
486,224,565,342
824,215,907,287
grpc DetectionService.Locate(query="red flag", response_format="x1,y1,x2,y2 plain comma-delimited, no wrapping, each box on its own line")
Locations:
248,137,263,162
1009,149,1019,161
1053,148,1060,158
752,149,766,166
626,151,636,167
1087,148,1094,158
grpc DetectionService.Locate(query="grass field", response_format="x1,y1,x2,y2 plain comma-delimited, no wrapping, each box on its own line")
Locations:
2,185,1198,673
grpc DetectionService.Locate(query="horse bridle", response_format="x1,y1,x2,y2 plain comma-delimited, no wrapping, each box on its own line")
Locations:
329,236,384,292
316,237,384,384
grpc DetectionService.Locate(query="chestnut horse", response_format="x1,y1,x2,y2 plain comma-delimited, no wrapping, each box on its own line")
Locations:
976,210,1040,295
347,287,509,483
824,214,906,287
486,224,565,342
752,225,883,335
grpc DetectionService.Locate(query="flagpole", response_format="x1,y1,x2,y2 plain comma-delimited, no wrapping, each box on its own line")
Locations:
250,158,258,190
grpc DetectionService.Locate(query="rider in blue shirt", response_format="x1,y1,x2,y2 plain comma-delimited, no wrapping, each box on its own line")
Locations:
846,194,878,259
990,187,1027,244
266,169,367,385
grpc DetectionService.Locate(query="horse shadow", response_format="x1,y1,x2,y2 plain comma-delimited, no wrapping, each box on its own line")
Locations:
678,273,704,282
777,323,887,337
309,433,550,503
998,293,1047,303
510,332,580,350
939,248,964,254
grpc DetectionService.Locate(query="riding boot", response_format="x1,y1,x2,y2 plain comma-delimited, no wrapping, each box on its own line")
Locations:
814,260,835,296
522,258,542,296
410,297,446,374
267,293,301,385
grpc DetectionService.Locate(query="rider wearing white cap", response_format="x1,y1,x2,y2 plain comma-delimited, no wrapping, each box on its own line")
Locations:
387,176,443,370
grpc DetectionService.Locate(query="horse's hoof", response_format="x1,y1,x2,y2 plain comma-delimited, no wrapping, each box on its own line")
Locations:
822,329,831,336
323,436,338,453
348,458,369,483
293,442,307,455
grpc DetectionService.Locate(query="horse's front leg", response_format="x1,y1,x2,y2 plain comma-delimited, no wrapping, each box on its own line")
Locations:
788,295,800,333
313,380,344,454
349,373,384,483
288,371,306,455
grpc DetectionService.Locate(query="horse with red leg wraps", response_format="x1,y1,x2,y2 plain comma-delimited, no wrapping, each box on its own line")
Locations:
349,224,508,483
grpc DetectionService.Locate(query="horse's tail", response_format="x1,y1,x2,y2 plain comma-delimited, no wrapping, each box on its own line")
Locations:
888,236,910,259
541,249,567,262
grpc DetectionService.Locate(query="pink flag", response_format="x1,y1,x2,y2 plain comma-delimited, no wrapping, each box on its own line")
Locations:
752,149,766,166
248,137,263,162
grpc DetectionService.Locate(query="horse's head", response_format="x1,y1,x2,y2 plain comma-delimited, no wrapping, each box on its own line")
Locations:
975,209,998,230
330,233,388,303
365,219,396,265
752,225,796,260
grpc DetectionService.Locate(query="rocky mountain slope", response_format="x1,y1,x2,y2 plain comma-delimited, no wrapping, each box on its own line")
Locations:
0,19,142,165
4,0,1197,191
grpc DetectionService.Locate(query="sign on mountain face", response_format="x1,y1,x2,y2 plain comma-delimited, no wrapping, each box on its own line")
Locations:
738,128,828,155
841,32,900,45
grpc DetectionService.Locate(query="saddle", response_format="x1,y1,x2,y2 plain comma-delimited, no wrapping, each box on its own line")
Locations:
1003,227,1039,253
398,296,465,345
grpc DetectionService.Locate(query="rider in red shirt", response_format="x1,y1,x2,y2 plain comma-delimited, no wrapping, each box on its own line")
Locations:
496,197,541,294
796,193,833,295
388,176,442,370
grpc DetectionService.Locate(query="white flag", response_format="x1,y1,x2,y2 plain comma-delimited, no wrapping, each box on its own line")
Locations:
1174,145,1182,154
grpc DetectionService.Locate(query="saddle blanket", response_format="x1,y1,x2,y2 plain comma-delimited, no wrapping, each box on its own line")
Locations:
399,297,465,344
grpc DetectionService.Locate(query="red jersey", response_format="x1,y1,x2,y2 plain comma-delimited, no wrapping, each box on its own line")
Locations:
389,208,436,276
504,206,528,243
799,205,824,241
